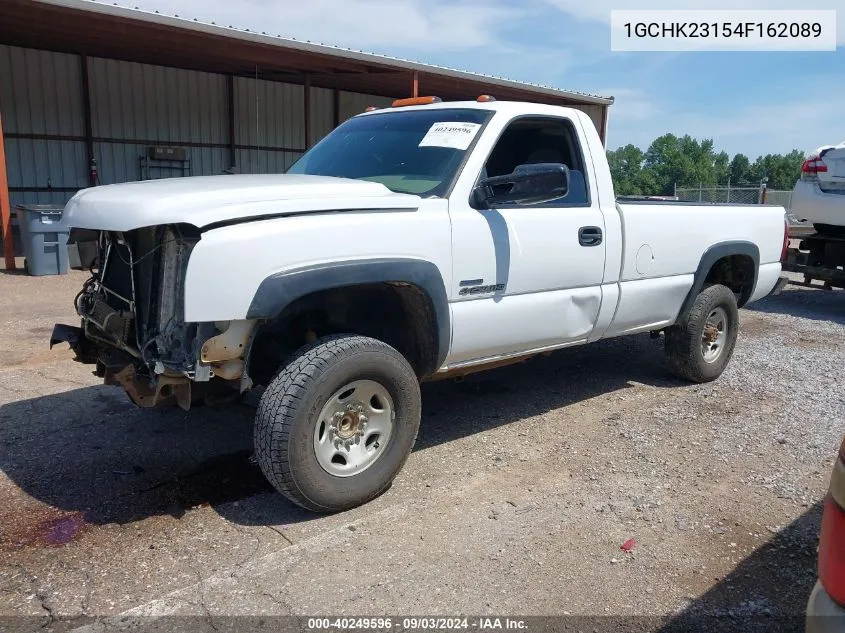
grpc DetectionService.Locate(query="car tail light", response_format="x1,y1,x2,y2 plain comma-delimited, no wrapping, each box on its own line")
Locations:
819,437,845,606
802,155,828,179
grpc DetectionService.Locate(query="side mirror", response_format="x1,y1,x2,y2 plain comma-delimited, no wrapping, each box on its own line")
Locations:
474,163,570,208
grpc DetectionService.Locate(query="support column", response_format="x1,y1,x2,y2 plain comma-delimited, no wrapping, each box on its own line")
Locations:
412,71,419,97
226,75,236,169
80,55,95,186
599,106,609,147
332,88,340,127
0,113,15,270
304,73,312,149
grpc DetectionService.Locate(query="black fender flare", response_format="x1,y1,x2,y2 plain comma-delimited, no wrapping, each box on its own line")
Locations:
246,257,450,369
676,241,760,322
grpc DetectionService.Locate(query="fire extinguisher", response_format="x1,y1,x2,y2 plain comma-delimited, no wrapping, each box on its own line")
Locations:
89,157,100,186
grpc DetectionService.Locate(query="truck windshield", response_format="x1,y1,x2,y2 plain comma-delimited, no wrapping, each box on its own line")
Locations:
287,108,493,197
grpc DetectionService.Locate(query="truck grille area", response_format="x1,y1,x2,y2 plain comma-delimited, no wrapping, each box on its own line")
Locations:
85,296,134,343
75,226,199,372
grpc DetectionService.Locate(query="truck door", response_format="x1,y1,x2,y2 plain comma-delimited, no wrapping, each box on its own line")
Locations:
446,115,607,366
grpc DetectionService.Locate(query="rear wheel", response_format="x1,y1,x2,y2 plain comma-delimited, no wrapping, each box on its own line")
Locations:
254,334,421,512
665,284,739,383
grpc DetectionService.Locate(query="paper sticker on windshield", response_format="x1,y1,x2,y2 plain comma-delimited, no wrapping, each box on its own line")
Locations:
419,122,482,150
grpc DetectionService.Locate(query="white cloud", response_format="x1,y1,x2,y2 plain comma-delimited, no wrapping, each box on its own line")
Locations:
544,0,845,45
595,87,658,123
435,44,578,85
120,0,522,51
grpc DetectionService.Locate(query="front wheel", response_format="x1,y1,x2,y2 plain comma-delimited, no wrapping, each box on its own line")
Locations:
664,284,739,383
254,334,421,512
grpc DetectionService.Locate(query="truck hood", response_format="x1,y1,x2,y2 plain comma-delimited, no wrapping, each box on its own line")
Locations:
63,174,421,231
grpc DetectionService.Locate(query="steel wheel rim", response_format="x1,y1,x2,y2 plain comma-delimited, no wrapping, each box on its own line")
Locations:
313,379,395,477
701,307,728,364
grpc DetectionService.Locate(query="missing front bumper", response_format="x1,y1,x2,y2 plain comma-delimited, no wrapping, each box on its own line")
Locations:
106,365,192,411
50,323,192,410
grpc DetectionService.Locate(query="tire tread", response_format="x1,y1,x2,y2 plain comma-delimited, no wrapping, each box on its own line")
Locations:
665,284,738,384
254,334,418,512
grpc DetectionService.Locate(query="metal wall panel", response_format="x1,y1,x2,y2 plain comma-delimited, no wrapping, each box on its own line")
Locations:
94,142,228,185
236,150,302,175
87,57,227,143
234,77,305,150
93,142,228,184
0,45,84,135
310,87,335,146
338,91,394,122
87,58,228,182
311,89,395,145
2,43,609,198
5,138,87,189
0,44,86,214
9,190,76,208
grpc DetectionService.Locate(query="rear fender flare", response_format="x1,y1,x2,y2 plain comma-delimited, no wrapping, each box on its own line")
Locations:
676,241,760,322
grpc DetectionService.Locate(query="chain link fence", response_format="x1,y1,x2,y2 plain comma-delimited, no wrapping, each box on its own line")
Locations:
675,186,793,208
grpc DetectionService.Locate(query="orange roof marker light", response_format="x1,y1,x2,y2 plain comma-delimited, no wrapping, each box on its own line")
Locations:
477,95,496,102
392,96,442,108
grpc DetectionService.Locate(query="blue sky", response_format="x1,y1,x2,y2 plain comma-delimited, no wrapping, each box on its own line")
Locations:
131,0,844,159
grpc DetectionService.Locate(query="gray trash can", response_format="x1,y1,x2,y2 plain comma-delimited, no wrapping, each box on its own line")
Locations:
67,230,100,270
16,204,70,276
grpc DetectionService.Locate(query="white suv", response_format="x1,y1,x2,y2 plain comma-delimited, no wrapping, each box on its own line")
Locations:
792,142,845,235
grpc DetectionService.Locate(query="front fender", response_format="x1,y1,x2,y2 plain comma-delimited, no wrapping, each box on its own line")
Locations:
246,258,451,368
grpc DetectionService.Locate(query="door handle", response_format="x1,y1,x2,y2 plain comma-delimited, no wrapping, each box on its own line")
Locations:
578,226,602,247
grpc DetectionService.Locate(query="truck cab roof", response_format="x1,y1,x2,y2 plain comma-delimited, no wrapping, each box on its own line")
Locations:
355,99,588,120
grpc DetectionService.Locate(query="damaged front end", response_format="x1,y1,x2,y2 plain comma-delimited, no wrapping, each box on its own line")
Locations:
51,225,256,410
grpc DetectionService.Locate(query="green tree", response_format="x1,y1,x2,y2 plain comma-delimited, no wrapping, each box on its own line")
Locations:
642,133,685,194
729,154,752,185
749,150,804,190
641,134,720,194
607,144,646,195
713,151,730,185
607,135,805,196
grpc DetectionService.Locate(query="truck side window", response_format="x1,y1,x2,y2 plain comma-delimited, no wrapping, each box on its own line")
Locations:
482,117,590,206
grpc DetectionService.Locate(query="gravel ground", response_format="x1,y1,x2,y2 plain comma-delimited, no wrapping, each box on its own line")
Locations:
0,268,843,632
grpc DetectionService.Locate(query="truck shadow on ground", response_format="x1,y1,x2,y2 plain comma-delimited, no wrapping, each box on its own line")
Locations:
658,502,821,633
748,286,845,325
0,333,681,540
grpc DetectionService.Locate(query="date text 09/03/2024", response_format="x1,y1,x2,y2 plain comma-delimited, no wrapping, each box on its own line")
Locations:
306,618,528,630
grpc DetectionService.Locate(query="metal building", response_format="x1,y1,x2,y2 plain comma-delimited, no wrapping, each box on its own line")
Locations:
0,0,613,256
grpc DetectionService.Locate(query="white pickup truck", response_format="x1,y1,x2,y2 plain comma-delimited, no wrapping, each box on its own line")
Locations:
52,96,788,512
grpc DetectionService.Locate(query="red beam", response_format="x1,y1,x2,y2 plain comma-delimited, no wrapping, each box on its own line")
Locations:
0,113,15,270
